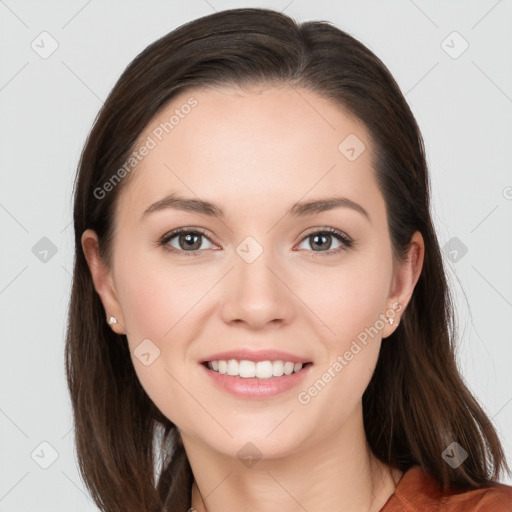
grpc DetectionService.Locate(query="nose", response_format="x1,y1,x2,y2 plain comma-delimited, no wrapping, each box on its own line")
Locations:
220,245,296,330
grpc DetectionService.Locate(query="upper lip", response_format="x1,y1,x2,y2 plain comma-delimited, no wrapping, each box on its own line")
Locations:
200,349,311,364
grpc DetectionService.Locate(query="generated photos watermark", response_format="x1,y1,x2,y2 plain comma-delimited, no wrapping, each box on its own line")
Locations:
297,301,403,405
93,96,198,200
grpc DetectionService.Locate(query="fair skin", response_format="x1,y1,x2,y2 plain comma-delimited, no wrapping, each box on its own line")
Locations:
82,85,424,512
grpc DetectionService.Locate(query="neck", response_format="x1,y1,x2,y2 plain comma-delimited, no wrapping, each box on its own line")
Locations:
184,405,402,512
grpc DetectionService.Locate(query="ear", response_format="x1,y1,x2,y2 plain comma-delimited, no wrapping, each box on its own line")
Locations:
382,230,425,339
81,229,126,334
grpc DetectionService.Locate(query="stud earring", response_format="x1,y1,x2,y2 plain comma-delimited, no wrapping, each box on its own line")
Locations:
108,316,118,326
388,317,394,325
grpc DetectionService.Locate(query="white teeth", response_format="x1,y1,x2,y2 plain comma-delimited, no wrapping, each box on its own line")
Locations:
284,362,294,375
226,359,238,376
206,359,305,379
256,361,273,379
218,360,227,374
272,360,284,377
239,359,256,378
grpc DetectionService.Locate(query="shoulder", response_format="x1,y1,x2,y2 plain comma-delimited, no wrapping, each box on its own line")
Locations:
382,466,512,512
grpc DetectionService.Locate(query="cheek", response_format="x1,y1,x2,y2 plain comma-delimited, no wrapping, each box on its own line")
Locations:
298,255,390,400
300,253,390,343
112,252,204,425
114,247,201,342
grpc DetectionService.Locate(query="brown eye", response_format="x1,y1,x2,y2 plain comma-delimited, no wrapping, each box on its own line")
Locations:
296,228,353,255
160,228,217,255
308,233,335,251
175,232,203,251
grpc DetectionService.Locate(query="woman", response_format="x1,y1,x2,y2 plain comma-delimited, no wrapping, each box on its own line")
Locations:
65,7,512,512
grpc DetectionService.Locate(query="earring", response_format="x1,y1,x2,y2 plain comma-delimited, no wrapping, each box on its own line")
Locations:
108,316,118,326
388,317,394,325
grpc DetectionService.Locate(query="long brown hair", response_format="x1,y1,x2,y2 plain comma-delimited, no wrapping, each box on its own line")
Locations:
65,7,510,511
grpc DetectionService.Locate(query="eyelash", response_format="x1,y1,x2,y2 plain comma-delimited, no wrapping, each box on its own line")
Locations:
158,227,354,258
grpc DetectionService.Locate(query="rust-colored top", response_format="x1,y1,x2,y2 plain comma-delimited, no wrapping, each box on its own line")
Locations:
380,466,512,511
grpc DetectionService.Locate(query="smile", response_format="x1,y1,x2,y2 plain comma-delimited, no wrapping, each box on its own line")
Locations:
205,359,307,379
200,360,313,399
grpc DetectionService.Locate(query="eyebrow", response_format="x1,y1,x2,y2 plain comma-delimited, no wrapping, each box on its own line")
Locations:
141,193,370,222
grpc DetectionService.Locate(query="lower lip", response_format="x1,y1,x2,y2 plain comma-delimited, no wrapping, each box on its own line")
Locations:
199,362,313,400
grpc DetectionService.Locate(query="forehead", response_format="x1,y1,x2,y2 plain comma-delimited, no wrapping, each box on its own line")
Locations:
116,85,383,224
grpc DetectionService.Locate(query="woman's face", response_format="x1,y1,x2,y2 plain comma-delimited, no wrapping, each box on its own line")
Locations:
86,85,420,461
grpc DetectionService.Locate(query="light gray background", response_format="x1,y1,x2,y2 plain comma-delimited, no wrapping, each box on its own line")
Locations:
1,0,511,510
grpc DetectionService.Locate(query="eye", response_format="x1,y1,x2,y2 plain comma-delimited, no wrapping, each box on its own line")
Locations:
295,228,353,256
158,226,353,257
159,228,218,256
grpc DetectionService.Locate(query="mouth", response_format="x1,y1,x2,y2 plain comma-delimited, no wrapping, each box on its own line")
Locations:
199,358,313,399
201,360,313,379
